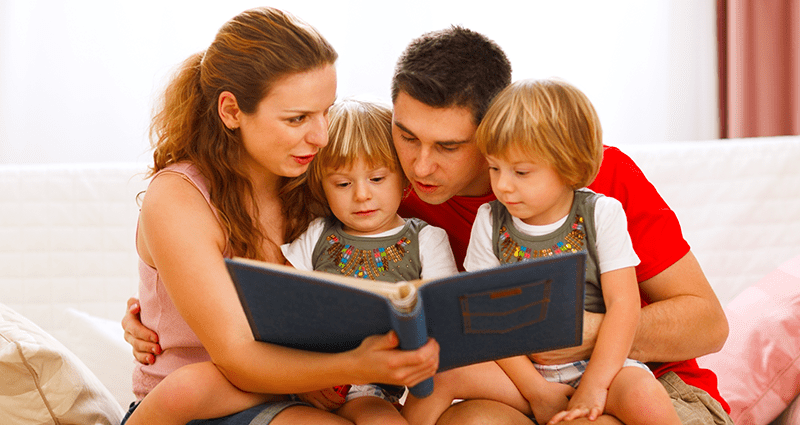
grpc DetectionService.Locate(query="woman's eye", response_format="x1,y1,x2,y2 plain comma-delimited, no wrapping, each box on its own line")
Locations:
289,115,307,124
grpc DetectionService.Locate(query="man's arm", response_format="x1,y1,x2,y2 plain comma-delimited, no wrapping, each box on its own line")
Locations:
122,297,161,364
631,251,728,362
531,250,728,365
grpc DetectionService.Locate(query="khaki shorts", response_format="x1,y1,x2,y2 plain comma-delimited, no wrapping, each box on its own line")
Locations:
658,372,734,425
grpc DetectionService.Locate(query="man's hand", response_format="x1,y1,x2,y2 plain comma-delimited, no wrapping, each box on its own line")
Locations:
122,297,162,364
528,381,574,425
530,311,602,365
547,383,607,425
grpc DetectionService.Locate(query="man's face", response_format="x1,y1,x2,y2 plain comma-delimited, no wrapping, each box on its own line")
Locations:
391,91,490,205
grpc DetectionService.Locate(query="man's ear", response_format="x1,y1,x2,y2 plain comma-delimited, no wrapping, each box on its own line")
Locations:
218,91,242,130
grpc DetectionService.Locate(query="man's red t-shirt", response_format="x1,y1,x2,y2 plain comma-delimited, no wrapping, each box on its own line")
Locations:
398,145,729,412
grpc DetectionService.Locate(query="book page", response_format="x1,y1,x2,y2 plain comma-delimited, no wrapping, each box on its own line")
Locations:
230,257,418,311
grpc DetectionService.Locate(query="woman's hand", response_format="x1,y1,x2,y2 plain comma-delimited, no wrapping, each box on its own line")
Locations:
350,331,439,388
122,297,162,365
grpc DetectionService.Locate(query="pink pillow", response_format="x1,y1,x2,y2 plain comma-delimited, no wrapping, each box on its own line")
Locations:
697,254,800,425
770,394,800,425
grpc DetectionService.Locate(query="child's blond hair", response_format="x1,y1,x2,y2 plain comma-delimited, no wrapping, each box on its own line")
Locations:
308,98,404,211
475,79,603,189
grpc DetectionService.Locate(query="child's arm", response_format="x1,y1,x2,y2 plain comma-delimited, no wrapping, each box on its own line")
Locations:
496,356,574,424
549,266,640,424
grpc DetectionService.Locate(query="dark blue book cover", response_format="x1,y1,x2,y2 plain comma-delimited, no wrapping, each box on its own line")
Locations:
225,251,585,397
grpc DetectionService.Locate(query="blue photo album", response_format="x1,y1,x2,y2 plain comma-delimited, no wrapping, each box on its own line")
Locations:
225,251,586,398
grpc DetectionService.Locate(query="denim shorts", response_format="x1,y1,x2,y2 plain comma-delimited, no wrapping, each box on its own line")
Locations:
120,399,309,425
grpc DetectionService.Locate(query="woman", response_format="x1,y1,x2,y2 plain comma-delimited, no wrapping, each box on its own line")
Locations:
123,7,439,424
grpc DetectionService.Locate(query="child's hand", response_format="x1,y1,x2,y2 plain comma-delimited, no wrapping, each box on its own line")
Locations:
529,381,574,425
352,331,439,387
296,387,347,411
547,384,607,424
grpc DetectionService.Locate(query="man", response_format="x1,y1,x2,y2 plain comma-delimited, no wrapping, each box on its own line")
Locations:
124,26,733,425
389,26,732,425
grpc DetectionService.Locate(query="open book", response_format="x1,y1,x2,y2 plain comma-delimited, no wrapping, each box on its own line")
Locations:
225,251,586,398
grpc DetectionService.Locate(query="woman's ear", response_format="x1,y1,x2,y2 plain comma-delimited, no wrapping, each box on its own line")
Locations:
218,91,241,130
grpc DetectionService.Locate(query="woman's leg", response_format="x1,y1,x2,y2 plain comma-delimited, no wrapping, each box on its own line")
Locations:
270,405,355,425
337,396,407,425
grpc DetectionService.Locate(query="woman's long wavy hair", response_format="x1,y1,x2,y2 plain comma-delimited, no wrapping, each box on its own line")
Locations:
148,7,337,260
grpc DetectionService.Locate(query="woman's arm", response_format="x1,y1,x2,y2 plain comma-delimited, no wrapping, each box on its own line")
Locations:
138,173,439,394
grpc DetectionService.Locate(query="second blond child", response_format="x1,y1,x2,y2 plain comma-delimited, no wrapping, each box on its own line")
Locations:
401,79,682,425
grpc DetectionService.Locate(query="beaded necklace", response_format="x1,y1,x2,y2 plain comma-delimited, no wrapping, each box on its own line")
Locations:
325,234,412,279
499,215,586,263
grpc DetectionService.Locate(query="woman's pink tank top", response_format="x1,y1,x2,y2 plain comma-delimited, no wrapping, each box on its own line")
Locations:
131,162,231,399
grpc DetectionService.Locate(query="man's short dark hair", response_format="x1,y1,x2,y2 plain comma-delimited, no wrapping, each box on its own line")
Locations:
391,26,512,125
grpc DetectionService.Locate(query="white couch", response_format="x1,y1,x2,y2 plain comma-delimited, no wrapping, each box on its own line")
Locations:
1,136,799,424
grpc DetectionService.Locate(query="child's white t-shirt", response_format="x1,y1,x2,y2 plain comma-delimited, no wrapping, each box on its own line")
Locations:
282,217,459,280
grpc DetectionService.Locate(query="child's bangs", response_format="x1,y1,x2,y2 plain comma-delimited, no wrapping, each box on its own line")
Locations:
478,98,550,162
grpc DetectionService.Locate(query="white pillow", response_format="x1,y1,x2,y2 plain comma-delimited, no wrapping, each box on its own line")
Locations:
58,308,136,408
0,302,124,424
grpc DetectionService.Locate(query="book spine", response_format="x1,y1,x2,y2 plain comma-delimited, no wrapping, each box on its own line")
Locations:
389,294,433,398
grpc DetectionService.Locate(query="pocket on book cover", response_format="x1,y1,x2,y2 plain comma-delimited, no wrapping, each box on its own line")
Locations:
459,279,551,334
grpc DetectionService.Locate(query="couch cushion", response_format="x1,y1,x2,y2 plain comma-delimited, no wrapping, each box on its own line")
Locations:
697,254,800,425
0,302,123,424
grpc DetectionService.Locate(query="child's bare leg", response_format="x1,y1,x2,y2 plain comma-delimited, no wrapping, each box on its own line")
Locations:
126,361,278,425
336,396,406,425
402,362,530,425
605,367,682,425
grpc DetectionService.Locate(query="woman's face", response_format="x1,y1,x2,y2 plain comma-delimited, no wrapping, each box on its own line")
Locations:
238,64,337,181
